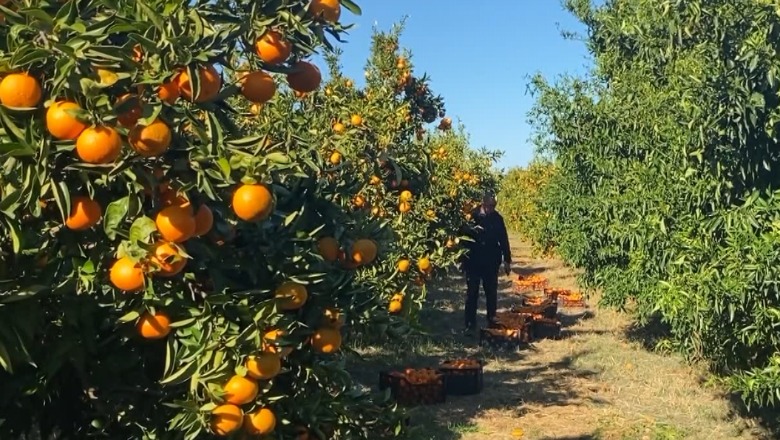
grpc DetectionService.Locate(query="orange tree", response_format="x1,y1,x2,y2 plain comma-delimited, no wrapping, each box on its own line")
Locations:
0,0,418,439
498,160,556,249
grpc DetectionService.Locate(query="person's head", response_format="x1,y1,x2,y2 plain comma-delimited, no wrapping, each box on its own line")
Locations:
481,192,497,214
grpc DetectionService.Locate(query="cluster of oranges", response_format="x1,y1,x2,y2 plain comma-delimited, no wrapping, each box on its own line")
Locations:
513,274,549,291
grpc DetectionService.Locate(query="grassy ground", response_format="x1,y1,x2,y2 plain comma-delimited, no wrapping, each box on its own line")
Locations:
348,237,773,440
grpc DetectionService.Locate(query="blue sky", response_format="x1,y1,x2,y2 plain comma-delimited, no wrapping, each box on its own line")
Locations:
315,0,594,170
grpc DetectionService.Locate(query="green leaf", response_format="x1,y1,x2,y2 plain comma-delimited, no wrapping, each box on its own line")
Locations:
160,360,198,386
129,216,157,243
104,197,130,240
341,0,363,16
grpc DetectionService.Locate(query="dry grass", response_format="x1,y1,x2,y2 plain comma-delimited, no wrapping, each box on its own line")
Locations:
347,237,773,440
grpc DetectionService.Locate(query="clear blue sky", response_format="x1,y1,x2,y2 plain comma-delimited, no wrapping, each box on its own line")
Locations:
314,0,594,170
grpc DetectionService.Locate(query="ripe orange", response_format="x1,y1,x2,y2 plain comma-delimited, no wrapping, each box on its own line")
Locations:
240,70,276,103
308,0,341,22
109,257,145,292
389,300,402,314
223,374,259,405
369,175,381,185
310,327,342,354
136,311,171,339
350,114,363,126
232,183,274,222
286,61,321,93
352,195,366,208
396,259,411,273
46,101,88,140
317,236,339,262
244,407,276,436
245,352,281,380
177,64,222,103
0,72,42,108
322,308,345,328
115,94,142,127
329,151,342,165
351,239,378,265
193,204,214,236
255,31,292,65
417,257,433,274
399,190,413,202
263,328,293,357
157,80,180,104
155,205,196,243
398,201,411,213
333,122,345,133
275,281,308,311
129,118,172,157
149,241,186,277
65,196,101,230
75,126,122,164
211,404,243,436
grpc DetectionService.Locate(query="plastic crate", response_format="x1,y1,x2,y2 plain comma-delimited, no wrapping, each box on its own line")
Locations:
479,327,531,350
379,369,446,406
511,302,558,319
531,318,562,339
438,359,484,396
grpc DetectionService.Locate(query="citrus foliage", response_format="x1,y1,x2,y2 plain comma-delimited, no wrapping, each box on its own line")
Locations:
498,160,556,247
521,0,780,415
0,2,497,439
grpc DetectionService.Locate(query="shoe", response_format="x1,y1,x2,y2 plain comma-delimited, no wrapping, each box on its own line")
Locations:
462,326,476,337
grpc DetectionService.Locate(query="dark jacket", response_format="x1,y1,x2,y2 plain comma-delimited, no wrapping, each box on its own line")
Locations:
459,207,511,273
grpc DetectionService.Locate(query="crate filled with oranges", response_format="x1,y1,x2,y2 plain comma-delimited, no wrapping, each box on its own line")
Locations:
439,358,484,396
531,317,563,339
479,312,533,350
543,288,586,307
513,274,549,293
379,368,447,406
511,301,558,320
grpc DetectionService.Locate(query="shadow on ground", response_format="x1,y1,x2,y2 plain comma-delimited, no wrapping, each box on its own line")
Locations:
347,269,598,440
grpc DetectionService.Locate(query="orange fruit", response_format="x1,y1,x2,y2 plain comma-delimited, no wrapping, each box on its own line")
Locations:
177,64,222,103
399,190,413,202
317,237,339,262
0,72,42,108
329,151,342,165
274,281,308,311
223,374,259,405
244,407,276,436
369,175,381,185
351,239,378,265
308,0,341,22
155,205,196,243
115,94,142,127
245,352,281,380
389,300,402,314
417,257,432,274
232,183,274,222
286,61,321,93
109,257,145,292
149,241,186,277
129,118,172,157
193,204,214,236
157,80,180,104
211,404,243,437
396,259,411,273
46,101,88,140
136,311,171,339
310,327,341,354
255,31,292,65
333,122,345,133
75,126,122,164
350,114,362,126
65,196,101,230
399,201,411,213
322,308,345,328
240,70,276,103
263,328,293,357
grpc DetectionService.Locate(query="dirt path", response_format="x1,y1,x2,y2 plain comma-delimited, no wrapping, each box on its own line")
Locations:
350,237,772,440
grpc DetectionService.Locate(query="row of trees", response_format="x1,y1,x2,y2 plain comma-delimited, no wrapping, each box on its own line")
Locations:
507,0,780,417
0,1,499,438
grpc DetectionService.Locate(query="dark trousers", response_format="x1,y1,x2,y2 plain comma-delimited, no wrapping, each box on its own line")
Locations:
464,266,498,328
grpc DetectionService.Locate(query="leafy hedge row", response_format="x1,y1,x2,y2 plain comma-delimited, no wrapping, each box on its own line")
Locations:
518,0,780,414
